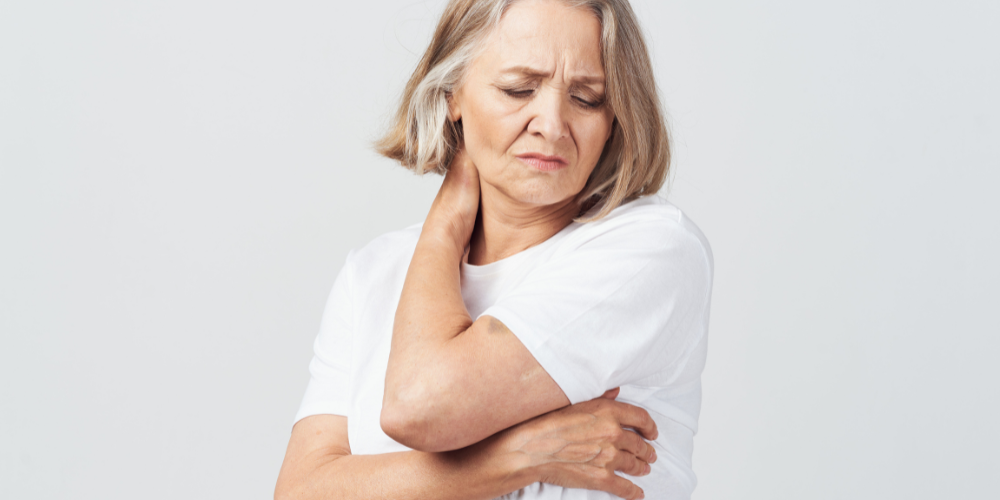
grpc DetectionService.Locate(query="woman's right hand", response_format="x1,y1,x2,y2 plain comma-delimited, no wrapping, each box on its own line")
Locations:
484,389,659,500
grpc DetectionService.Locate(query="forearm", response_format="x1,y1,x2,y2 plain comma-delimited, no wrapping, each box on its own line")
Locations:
387,220,471,376
381,156,573,453
381,161,573,452
397,219,470,338
277,401,658,500
279,438,533,500
384,163,480,415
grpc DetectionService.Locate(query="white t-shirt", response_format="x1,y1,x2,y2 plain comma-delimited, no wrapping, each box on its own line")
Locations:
295,196,714,500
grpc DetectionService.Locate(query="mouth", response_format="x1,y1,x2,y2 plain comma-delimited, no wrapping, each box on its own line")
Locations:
515,153,569,172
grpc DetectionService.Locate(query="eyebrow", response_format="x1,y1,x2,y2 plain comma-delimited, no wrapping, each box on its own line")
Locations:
499,65,605,85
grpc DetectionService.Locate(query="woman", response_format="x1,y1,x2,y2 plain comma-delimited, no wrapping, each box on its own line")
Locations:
275,0,712,498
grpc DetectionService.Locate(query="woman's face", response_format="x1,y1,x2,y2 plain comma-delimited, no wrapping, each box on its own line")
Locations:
450,0,615,208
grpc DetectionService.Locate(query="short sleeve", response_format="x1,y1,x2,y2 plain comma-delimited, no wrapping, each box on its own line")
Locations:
481,215,713,405
294,251,355,423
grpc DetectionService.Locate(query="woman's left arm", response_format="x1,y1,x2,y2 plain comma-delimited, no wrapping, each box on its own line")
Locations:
382,154,574,453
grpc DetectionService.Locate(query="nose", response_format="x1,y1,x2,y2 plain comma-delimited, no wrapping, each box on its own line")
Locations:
525,87,570,143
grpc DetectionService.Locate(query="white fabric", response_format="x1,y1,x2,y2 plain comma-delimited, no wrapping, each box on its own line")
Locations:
295,196,713,500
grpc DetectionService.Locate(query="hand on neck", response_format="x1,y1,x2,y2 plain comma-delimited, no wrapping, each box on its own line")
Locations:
467,181,580,266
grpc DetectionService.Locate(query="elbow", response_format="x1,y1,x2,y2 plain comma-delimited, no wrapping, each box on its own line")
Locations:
380,384,472,452
274,477,300,500
382,362,481,452
380,402,458,452
273,483,289,500
275,465,314,500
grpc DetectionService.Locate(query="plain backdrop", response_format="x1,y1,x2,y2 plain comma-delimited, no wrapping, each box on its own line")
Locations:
1,0,998,499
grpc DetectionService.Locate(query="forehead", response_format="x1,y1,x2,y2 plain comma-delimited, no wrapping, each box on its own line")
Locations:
479,0,605,78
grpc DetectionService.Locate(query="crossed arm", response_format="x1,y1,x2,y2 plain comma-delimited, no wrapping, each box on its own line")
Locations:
276,157,658,499
275,391,657,500
381,151,577,451
275,414,529,500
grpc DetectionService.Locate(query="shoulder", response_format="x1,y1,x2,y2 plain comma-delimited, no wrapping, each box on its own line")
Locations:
566,196,713,271
344,223,423,282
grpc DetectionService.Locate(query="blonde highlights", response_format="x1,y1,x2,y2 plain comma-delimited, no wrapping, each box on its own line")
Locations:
375,0,670,220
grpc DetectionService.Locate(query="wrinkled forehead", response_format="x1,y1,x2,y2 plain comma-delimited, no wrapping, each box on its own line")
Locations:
477,0,606,80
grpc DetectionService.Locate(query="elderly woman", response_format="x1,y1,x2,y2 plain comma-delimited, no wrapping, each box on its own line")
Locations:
275,0,712,498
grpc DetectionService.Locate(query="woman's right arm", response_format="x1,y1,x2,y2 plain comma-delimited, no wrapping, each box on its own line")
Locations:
275,390,658,500
274,414,526,500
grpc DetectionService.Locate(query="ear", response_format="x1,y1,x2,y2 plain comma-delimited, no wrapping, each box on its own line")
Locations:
446,90,462,123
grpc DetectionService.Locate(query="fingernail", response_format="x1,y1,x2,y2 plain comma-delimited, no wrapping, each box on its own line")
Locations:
645,463,651,475
651,449,657,462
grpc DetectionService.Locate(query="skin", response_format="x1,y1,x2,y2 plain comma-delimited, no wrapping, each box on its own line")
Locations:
456,0,615,265
276,1,655,498
276,390,656,500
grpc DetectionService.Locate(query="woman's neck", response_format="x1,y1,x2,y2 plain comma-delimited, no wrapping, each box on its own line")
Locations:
466,182,579,266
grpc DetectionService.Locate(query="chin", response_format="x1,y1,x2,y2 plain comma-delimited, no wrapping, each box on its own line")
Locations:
504,180,579,207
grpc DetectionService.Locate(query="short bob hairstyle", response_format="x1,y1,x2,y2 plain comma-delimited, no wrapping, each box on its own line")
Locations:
376,0,669,220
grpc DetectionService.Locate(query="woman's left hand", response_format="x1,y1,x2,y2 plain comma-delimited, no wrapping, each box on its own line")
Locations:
426,146,480,248
453,389,657,500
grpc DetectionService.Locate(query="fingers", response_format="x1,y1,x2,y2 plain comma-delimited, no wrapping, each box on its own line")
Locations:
600,387,620,400
545,463,646,500
614,428,657,465
442,152,479,191
610,449,651,477
446,146,478,180
606,401,658,441
596,470,646,500
432,147,480,235
529,397,658,499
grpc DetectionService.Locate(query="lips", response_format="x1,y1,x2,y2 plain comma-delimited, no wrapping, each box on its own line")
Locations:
516,153,569,172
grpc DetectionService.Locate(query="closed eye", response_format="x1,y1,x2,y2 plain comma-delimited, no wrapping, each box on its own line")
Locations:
501,87,535,99
499,86,604,109
573,95,602,109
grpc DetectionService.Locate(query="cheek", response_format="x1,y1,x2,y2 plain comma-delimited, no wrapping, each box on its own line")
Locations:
575,115,614,164
461,101,524,170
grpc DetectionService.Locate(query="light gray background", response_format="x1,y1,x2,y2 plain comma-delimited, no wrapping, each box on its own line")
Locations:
1,0,997,499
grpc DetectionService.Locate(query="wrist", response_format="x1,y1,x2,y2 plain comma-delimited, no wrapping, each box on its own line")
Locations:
421,211,474,257
459,430,540,493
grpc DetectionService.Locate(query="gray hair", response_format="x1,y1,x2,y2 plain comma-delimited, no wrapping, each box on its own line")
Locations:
376,0,670,221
